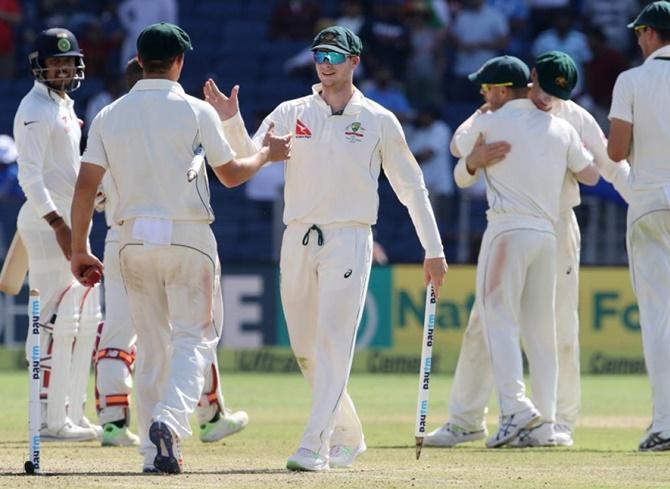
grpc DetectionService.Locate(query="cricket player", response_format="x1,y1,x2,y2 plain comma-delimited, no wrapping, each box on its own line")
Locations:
204,25,447,471
69,23,291,473
14,27,100,442
93,57,249,448
448,55,599,448
425,52,631,448
608,0,670,451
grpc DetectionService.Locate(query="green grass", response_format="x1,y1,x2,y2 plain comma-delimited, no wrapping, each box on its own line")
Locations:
0,371,666,488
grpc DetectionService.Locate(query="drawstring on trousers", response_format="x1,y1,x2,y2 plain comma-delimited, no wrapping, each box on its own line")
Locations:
302,224,324,246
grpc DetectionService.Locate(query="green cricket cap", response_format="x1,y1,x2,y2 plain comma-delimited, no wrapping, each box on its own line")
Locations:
468,55,530,88
137,22,193,61
535,51,578,100
627,1,670,29
311,26,363,55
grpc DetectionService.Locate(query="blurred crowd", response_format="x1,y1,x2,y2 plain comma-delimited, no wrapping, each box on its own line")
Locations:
0,0,645,264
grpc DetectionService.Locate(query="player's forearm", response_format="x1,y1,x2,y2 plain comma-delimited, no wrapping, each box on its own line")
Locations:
451,110,483,157
18,169,58,218
399,189,445,258
214,147,270,188
70,187,96,254
454,157,479,188
221,111,260,158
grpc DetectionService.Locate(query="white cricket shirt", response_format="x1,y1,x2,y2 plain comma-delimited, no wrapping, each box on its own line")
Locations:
223,84,444,258
452,98,592,224
83,79,235,224
609,45,670,192
14,81,81,218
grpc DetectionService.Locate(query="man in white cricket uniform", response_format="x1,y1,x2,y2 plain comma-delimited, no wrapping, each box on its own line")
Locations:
449,55,600,448
69,23,291,474
608,1,670,452
203,26,448,471
425,52,631,448
93,58,249,448
14,27,100,442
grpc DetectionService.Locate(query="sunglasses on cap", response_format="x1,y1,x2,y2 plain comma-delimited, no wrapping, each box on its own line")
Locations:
313,50,349,65
480,82,514,93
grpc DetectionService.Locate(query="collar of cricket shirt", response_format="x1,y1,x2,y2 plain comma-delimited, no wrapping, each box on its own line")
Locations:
33,80,73,107
130,78,185,94
645,44,670,63
502,98,536,110
311,83,364,115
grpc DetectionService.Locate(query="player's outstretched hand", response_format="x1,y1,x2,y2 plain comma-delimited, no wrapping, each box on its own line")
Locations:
204,79,240,121
424,257,448,299
264,122,293,161
71,252,103,287
467,134,511,170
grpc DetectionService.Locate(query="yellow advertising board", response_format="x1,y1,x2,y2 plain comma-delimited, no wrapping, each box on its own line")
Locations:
388,265,644,374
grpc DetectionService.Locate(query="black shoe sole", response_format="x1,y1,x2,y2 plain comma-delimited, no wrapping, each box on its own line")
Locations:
149,422,183,474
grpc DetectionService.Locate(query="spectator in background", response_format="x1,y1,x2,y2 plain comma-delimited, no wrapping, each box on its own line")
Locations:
336,0,366,36
404,1,447,107
0,134,22,201
359,1,410,80
581,0,640,55
528,0,573,37
0,0,21,79
448,0,508,100
584,26,629,130
269,0,321,42
408,106,454,241
532,9,592,95
78,18,121,77
488,0,529,59
361,65,414,123
118,0,177,70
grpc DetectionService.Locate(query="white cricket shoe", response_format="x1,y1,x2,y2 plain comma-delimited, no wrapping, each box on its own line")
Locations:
329,441,367,468
78,416,103,440
639,429,670,451
424,422,487,447
286,447,329,471
199,408,249,443
553,423,574,447
40,418,99,442
509,422,557,448
486,408,541,448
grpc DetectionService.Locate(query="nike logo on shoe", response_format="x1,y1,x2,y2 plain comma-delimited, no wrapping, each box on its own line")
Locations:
23,120,39,126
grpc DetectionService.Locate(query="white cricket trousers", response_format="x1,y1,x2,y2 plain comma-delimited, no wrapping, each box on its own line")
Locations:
280,222,373,457
96,228,226,426
476,216,558,422
18,200,100,429
627,210,670,433
118,220,220,463
449,210,580,429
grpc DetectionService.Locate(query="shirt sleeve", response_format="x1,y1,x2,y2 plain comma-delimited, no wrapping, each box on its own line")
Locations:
565,124,593,174
82,111,109,169
451,113,485,160
15,109,58,217
380,112,444,259
609,70,634,123
198,104,236,168
579,108,631,200
453,157,481,188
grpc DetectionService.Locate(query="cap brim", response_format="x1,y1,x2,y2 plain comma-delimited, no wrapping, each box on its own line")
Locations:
311,44,352,55
467,72,480,84
627,20,636,28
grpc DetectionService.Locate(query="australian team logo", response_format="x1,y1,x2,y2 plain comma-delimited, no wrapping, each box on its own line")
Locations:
344,122,365,143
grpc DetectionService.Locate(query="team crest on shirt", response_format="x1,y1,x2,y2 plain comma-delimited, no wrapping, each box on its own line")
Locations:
295,119,312,138
344,122,365,143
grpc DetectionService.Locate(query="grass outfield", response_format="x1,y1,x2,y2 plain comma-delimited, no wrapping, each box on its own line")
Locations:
0,371,667,488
